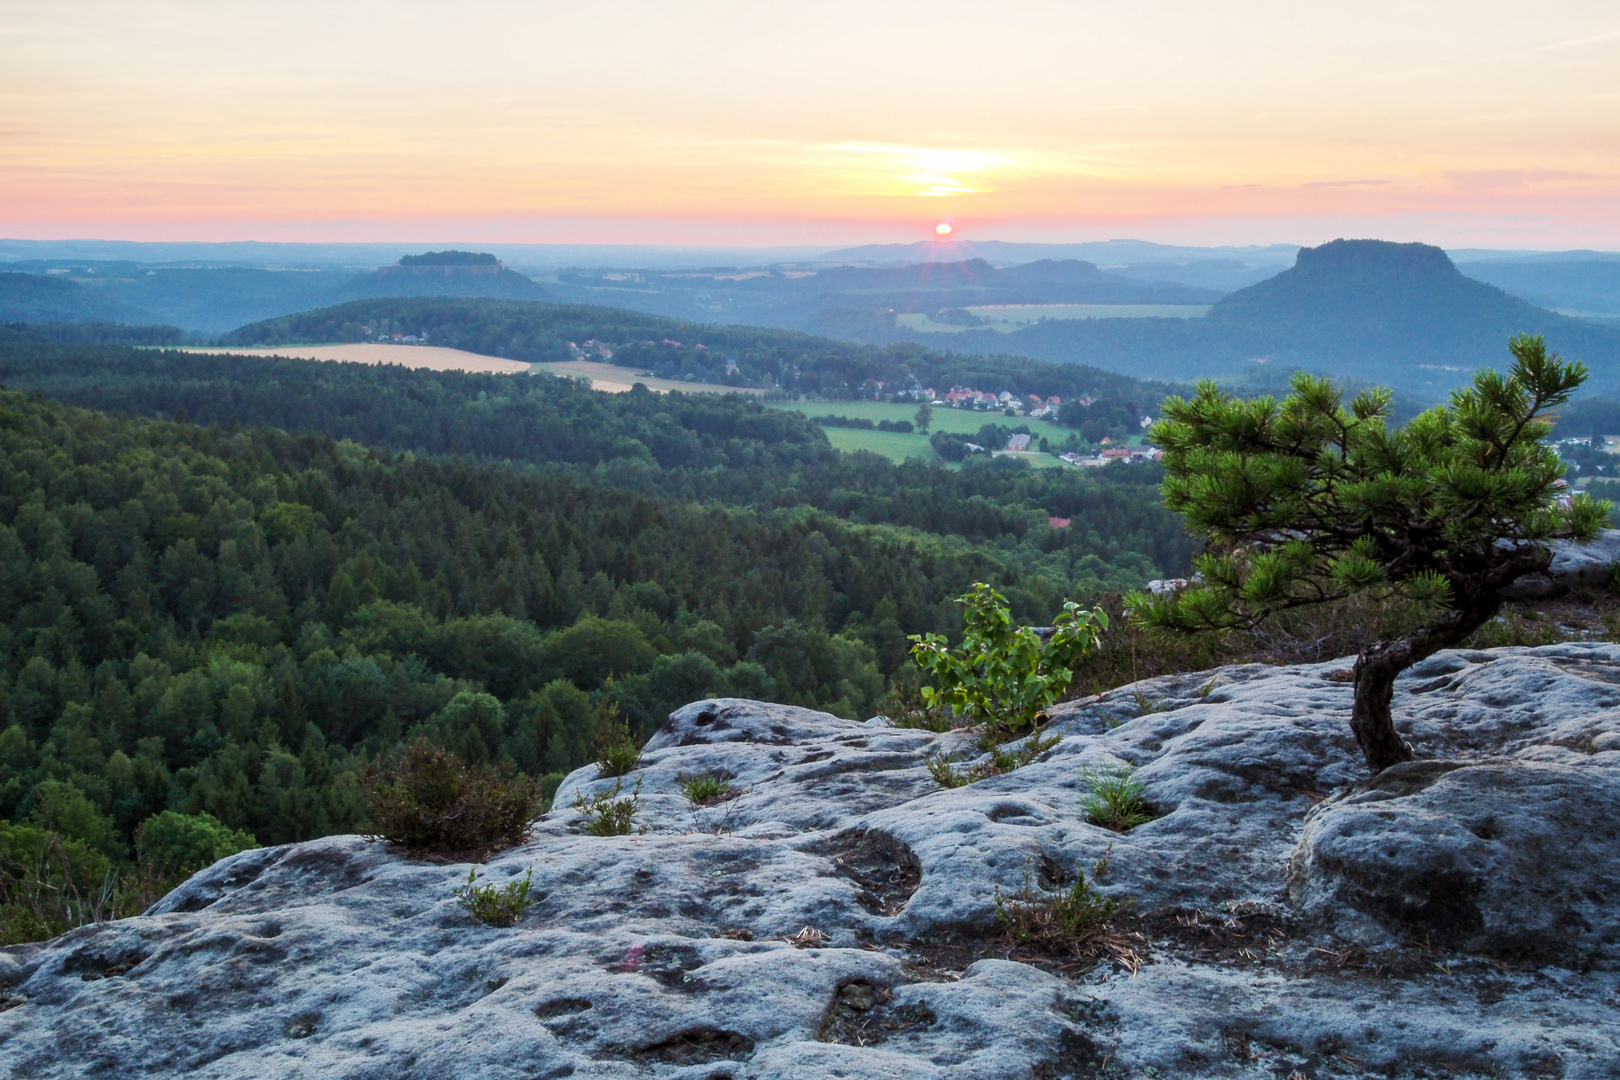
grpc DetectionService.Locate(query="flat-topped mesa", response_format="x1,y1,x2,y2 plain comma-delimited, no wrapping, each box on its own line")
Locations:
377,250,504,276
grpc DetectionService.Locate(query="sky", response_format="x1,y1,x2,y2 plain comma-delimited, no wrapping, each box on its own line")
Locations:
2,1,1618,250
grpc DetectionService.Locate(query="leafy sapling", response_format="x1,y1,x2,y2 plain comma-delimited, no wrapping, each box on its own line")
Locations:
909,583,1108,738
1129,336,1610,773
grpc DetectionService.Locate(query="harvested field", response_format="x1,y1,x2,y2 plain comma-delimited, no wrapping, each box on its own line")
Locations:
186,343,531,374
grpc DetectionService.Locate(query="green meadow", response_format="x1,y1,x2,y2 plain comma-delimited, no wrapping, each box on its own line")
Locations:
896,304,1211,334
768,399,1076,464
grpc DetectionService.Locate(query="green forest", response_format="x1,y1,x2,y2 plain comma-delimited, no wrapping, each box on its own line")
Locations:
0,325,1195,939
220,296,1173,403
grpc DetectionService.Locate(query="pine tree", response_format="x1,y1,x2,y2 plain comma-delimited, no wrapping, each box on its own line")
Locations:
1129,336,1610,773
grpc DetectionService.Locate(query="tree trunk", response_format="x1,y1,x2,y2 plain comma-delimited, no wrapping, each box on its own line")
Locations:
1350,645,1416,773
1350,595,1504,773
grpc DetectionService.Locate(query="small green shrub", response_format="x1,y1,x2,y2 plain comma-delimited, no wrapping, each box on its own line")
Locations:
926,730,1061,788
455,866,535,927
984,729,1061,774
995,851,1124,955
360,739,542,857
592,692,643,778
879,682,952,732
908,583,1107,737
679,769,734,806
1079,766,1155,832
573,777,643,836
926,754,972,788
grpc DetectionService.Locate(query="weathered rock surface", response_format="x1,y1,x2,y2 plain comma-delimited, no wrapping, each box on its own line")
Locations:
5,644,1620,1078
1501,528,1620,598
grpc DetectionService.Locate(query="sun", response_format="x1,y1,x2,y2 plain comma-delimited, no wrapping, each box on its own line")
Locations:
935,222,952,236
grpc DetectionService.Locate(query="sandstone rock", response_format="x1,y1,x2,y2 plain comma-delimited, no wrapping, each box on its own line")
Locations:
4,646,1619,1078
1501,527,1620,598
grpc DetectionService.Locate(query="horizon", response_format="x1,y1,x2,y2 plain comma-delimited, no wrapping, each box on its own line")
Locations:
4,2,1617,250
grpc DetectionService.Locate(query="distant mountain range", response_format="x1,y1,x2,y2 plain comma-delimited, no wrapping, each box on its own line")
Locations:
0,254,546,335
815,239,1302,291
8,238,1620,401
842,240,1620,396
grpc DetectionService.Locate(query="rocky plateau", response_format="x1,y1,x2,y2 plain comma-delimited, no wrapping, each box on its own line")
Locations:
3,643,1619,1079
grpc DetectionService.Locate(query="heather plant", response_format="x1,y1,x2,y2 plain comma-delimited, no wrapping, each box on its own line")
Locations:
995,850,1124,956
592,688,643,778
573,778,643,836
360,739,542,857
454,866,536,927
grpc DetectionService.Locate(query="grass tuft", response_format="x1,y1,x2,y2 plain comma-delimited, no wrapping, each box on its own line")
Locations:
679,769,734,806
995,850,1126,957
454,866,535,927
1079,765,1155,832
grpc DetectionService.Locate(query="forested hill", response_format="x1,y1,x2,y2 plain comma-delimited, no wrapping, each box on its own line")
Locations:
221,296,1173,403
0,388,1109,860
0,272,156,326
0,337,1189,579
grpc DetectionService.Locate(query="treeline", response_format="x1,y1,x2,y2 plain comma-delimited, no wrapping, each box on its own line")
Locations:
219,296,1180,403
2,321,184,346
0,338,1194,573
814,414,914,432
0,389,1152,878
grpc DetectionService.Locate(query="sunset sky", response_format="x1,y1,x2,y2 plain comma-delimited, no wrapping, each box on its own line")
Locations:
3,1,1618,248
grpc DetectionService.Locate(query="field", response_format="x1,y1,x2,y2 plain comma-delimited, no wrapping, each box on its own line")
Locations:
186,343,532,374
531,359,762,395
185,347,759,395
896,304,1210,334
769,399,1077,464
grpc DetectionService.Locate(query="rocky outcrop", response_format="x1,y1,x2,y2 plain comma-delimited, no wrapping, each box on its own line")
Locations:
4,644,1619,1078
1502,528,1620,598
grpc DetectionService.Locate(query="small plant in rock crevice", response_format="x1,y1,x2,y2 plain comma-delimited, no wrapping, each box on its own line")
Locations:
926,730,1062,788
926,754,972,788
985,730,1062,775
679,769,735,806
995,849,1127,958
573,777,644,836
455,866,536,926
592,689,643,778
1079,766,1156,832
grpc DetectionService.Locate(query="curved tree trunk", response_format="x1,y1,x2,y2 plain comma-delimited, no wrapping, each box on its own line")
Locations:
1350,596,1503,773
1350,644,1417,773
